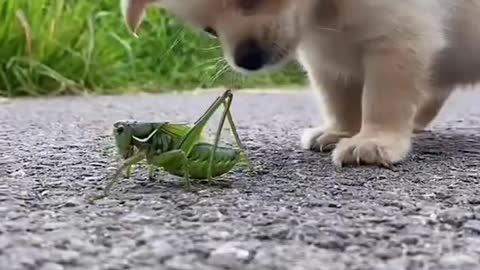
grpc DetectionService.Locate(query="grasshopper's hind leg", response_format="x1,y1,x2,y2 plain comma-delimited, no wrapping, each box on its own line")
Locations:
174,89,250,185
208,90,255,176
174,89,234,183
147,150,191,189
205,90,254,184
222,95,254,172
206,91,236,183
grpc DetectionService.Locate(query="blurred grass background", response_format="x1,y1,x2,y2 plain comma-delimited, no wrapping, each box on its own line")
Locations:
0,0,307,98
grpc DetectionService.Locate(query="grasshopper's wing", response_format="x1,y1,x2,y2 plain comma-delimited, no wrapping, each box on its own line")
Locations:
160,123,209,142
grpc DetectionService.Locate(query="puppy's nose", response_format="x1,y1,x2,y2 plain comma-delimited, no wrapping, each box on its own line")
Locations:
234,39,268,71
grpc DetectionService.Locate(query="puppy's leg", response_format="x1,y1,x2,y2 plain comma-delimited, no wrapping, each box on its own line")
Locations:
333,46,426,167
301,73,363,152
413,91,451,133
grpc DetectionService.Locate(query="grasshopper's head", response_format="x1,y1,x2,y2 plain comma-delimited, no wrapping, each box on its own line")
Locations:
113,121,135,159
113,120,166,158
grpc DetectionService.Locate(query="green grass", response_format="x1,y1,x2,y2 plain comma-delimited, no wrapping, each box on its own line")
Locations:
0,0,307,98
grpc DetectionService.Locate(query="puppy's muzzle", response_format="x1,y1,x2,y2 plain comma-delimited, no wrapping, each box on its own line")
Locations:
234,39,270,71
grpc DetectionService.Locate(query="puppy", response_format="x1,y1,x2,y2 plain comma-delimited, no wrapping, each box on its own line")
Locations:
121,0,480,167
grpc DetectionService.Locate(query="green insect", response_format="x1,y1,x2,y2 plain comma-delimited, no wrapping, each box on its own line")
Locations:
89,89,254,201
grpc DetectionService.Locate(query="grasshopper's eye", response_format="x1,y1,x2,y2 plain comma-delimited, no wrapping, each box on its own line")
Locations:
203,27,218,38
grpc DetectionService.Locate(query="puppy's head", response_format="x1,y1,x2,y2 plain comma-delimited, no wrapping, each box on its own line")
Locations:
121,0,307,74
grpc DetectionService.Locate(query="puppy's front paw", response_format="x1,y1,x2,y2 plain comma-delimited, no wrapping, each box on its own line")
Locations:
332,133,411,167
301,127,354,152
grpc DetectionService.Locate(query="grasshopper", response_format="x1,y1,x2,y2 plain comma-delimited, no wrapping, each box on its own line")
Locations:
89,89,254,201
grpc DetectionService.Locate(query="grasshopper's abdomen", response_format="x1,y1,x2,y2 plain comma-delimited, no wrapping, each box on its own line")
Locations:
166,143,240,179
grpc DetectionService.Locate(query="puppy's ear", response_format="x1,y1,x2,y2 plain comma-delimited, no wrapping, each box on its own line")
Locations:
120,0,154,36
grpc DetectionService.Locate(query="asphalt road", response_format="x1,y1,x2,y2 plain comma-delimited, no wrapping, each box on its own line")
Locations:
1,88,480,270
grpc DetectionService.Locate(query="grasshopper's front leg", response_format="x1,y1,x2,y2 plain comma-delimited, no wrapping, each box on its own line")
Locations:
87,151,146,202
148,165,157,180
126,165,133,178
122,146,138,178
147,150,191,188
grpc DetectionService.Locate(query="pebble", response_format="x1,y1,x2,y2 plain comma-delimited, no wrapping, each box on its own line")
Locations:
53,249,80,264
464,220,480,234
400,235,420,245
7,246,47,267
438,207,474,226
208,242,250,268
439,253,478,267
180,209,199,222
381,258,408,270
120,213,153,223
208,230,231,240
10,170,26,177
164,254,199,270
0,235,12,250
84,176,103,183
110,246,131,257
20,233,45,247
39,262,64,270
374,247,401,260
200,211,221,223
63,198,81,208
149,240,176,259
43,222,68,231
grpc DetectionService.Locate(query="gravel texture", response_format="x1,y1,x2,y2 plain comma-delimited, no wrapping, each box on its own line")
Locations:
1,88,480,270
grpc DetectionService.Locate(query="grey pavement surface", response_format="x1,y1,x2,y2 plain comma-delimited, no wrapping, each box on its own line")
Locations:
1,88,480,270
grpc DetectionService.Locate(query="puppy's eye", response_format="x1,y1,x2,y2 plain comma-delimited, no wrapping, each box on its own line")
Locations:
203,27,218,38
237,0,261,12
